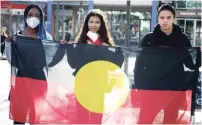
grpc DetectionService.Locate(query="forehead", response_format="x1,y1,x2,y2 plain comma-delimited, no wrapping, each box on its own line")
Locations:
89,16,100,21
28,8,40,15
159,10,174,17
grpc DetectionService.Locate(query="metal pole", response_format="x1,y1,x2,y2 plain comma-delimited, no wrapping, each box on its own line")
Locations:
55,1,60,40
151,0,158,31
47,0,52,34
62,2,65,40
124,0,131,77
125,0,130,47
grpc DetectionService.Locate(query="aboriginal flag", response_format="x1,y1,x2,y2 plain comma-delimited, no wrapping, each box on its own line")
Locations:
8,35,201,124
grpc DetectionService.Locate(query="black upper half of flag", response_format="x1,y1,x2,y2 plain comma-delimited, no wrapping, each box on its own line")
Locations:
10,35,201,91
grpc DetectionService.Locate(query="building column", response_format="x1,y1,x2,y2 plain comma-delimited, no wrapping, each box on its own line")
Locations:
125,0,130,47
51,8,55,39
88,0,94,11
47,1,52,34
72,8,76,39
151,0,158,31
55,1,60,40
8,13,13,35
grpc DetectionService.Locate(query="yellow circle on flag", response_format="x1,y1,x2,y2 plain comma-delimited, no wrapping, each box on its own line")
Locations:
74,61,130,113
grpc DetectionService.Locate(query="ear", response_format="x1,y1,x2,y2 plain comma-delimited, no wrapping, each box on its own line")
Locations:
173,17,176,23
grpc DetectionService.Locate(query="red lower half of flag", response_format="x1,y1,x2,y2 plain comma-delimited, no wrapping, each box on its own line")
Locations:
9,77,191,124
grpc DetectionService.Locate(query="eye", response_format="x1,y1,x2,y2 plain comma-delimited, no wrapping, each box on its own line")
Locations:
167,16,171,19
35,14,40,18
89,20,94,23
28,14,32,18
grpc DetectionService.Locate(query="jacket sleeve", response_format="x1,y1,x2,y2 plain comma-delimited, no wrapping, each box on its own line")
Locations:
183,35,198,70
139,33,153,47
139,35,147,47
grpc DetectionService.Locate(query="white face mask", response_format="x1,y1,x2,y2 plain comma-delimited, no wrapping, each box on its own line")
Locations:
26,17,40,29
87,31,98,42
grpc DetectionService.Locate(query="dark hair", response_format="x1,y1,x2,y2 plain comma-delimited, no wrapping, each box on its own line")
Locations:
158,4,176,18
76,9,114,46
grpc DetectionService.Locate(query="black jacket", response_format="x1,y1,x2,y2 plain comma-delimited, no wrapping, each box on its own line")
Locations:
140,24,191,47
134,24,200,90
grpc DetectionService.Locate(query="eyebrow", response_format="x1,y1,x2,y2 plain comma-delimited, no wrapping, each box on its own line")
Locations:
28,12,40,16
159,16,172,17
89,20,100,22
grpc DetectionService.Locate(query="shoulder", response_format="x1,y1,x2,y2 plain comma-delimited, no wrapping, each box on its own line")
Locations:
141,32,154,41
140,32,154,47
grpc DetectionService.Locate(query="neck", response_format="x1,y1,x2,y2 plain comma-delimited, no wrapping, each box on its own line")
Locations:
161,27,173,36
25,27,38,35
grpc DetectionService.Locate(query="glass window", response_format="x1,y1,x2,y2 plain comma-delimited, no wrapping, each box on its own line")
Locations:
57,18,73,41
12,15,24,33
176,0,201,9
185,20,195,45
196,20,201,46
104,10,151,46
130,20,140,45
187,0,201,9
176,0,186,8
75,8,88,36
1,14,10,34
140,20,150,39
177,20,185,33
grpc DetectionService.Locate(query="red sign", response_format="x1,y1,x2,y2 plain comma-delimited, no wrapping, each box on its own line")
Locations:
1,1,28,9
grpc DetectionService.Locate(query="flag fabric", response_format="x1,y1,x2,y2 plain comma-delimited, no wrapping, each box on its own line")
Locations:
9,35,201,124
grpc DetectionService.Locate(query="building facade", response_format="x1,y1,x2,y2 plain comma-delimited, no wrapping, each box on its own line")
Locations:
175,0,201,46
1,0,201,46
52,0,152,46
1,1,28,35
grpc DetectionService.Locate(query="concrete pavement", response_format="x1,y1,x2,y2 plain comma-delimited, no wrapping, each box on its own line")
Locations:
0,60,12,125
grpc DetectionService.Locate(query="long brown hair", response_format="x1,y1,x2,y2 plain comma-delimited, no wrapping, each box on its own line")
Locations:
75,9,114,46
